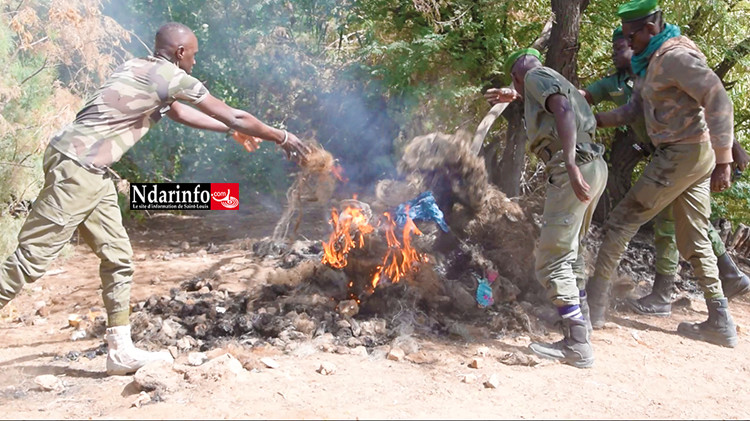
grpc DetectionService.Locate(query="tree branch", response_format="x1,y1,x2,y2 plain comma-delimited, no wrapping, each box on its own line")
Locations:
713,36,750,83
18,56,48,85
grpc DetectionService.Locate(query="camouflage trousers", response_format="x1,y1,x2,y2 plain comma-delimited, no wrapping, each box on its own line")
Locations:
535,143,608,307
0,146,133,326
588,142,723,302
653,204,725,275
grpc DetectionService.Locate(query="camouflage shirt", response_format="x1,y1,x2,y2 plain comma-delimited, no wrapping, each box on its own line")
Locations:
523,66,597,163
586,71,650,145
606,36,733,163
50,56,209,174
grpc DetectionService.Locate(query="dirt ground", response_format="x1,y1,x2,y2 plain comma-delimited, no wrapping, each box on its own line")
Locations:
2,202,750,420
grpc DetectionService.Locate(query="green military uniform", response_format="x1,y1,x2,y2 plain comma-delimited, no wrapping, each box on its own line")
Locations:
524,66,609,307
588,18,734,306
0,56,209,326
586,65,726,277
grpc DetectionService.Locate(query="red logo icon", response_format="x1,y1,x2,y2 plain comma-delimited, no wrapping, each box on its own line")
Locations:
210,183,239,210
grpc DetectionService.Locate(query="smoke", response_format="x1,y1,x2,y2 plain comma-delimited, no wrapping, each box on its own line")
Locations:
102,0,402,226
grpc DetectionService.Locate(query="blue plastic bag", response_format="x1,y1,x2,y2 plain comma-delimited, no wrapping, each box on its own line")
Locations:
394,191,449,232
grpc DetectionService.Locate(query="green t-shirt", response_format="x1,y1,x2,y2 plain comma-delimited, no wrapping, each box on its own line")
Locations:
523,66,597,162
585,71,650,145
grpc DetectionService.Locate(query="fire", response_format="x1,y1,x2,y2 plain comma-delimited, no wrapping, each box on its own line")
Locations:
321,203,426,294
321,205,374,269
370,212,424,289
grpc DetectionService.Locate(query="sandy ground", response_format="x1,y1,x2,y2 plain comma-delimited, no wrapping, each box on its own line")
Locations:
2,206,750,420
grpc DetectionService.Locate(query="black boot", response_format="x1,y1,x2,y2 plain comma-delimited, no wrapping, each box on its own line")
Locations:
529,317,594,368
587,279,609,330
627,273,675,317
717,253,750,301
677,297,738,348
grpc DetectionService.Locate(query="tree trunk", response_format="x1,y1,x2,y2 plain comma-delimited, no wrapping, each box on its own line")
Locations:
593,128,643,223
493,101,526,197
545,0,588,85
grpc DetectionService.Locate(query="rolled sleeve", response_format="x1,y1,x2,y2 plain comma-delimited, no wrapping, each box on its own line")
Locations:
526,68,571,113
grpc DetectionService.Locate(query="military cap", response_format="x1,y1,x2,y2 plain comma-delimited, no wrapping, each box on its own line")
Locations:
612,26,624,42
504,48,542,76
617,0,660,22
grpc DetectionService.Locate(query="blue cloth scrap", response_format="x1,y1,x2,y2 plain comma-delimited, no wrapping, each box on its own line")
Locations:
394,191,449,232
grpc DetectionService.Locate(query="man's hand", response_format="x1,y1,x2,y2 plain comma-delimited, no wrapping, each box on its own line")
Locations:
711,163,732,192
279,131,311,164
231,131,262,152
567,164,592,202
484,88,519,105
732,140,749,173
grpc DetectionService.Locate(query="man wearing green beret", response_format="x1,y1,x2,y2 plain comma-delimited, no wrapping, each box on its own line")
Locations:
586,0,740,347
582,26,749,326
486,48,607,368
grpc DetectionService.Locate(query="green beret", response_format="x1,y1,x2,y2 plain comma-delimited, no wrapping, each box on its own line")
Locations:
617,0,660,22
504,48,542,76
612,26,623,42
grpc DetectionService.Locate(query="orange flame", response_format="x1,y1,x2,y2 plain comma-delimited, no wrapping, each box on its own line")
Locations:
322,204,425,294
321,206,374,269
370,211,424,289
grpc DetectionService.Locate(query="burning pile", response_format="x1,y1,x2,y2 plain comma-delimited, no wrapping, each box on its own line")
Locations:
321,199,428,301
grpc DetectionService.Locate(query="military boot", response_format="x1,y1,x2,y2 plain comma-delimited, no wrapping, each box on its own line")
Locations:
717,253,750,300
530,317,594,368
677,297,738,348
586,279,610,330
627,273,675,317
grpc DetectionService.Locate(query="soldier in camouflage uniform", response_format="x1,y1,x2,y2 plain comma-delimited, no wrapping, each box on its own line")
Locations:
486,49,607,368
586,0,739,348
583,26,749,325
0,22,310,375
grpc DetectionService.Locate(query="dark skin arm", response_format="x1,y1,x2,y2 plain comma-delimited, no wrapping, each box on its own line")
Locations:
167,102,262,153
546,93,591,202
176,94,310,162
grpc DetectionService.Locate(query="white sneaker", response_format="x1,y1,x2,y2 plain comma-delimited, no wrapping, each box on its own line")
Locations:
105,325,174,375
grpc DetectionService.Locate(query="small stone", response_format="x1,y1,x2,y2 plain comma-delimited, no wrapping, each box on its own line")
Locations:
352,346,368,357
336,319,351,330
387,347,405,361
317,362,337,375
134,360,181,393
260,357,280,369
198,286,210,294
33,301,48,317
335,346,350,355
188,352,208,366
350,318,362,337
346,337,362,347
180,241,190,251
476,346,490,357
34,375,64,392
265,307,278,316
160,320,177,338
484,374,500,389
131,391,151,408
469,357,482,369
460,374,477,384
